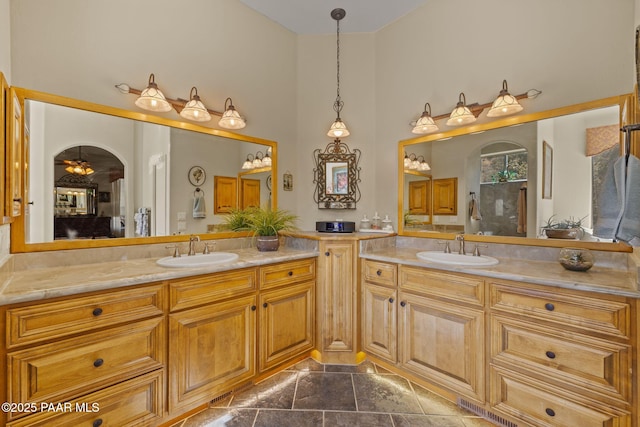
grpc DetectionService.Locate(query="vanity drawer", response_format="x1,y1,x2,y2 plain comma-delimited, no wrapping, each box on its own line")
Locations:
362,260,397,288
490,366,630,427
491,315,631,405
489,281,630,339
399,265,483,307
7,317,165,409
169,268,257,311
7,370,164,426
259,258,316,290
6,283,165,348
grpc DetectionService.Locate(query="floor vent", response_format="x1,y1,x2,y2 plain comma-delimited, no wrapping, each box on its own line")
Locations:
457,398,517,427
210,390,233,405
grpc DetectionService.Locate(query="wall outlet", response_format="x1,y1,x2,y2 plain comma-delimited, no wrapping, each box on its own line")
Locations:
177,212,186,221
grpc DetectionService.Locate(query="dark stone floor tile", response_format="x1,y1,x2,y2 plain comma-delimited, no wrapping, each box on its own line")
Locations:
285,358,325,372
294,372,357,411
325,411,394,426
412,383,473,416
353,373,423,414
392,414,466,427
182,407,257,427
228,371,298,409
254,409,323,427
325,360,378,373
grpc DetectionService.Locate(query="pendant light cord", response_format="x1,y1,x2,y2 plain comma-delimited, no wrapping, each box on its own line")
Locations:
333,14,343,117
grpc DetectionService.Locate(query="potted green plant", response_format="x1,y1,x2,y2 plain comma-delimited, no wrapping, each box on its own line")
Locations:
226,206,298,251
542,214,587,239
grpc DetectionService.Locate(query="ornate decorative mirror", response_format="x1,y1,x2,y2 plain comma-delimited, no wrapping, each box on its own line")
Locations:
313,139,361,209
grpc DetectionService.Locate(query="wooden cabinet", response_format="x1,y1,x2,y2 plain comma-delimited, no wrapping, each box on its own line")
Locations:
214,175,237,213
2,283,166,426
316,240,360,363
7,88,23,218
432,177,457,215
258,259,316,372
240,178,261,209
488,279,633,426
361,260,397,362
408,179,431,214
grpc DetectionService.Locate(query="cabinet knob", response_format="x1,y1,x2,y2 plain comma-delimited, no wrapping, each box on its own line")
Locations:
92,307,103,317
376,270,382,276
288,271,293,276
400,301,406,307
93,419,103,427
545,351,556,359
545,408,556,417
93,358,104,368
13,198,22,202
544,303,555,311
325,252,330,256
251,305,257,311
389,297,394,303
263,303,268,308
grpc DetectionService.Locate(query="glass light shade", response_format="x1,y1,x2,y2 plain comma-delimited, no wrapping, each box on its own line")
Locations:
218,105,246,129
180,98,212,122
446,105,476,126
412,114,438,134
252,157,263,168
242,156,254,169
420,161,431,171
410,159,420,170
262,154,272,166
487,93,523,117
135,85,172,112
403,154,411,168
65,165,94,175
327,118,350,138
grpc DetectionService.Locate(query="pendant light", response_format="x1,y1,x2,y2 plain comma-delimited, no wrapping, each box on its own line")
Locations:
135,74,172,112
412,102,439,134
64,146,95,176
446,92,476,126
487,80,524,117
180,87,212,122
219,97,246,129
327,8,350,139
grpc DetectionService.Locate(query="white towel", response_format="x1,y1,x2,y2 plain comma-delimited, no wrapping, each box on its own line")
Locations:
617,155,640,245
193,193,206,219
593,156,626,240
469,194,482,220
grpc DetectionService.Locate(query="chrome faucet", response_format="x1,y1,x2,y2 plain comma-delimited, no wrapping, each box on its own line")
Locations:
455,234,465,255
188,235,200,256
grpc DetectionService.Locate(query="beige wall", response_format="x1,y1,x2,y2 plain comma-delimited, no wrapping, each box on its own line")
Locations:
4,0,637,233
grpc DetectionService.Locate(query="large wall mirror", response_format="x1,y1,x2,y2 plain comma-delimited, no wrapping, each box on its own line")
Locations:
398,94,634,251
11,88,277,252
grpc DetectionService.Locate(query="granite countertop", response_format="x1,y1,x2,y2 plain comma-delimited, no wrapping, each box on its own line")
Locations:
361,246,640,298
0,247,318,306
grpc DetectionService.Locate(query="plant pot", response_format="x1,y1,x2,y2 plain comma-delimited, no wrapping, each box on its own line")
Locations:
543,228,581,239
256,235,280,252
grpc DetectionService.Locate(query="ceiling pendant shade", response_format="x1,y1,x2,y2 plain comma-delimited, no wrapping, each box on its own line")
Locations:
446,92,476,126
218,97,246,129
135,74,172,112
412,102,439,134
487,80,524,117
64,147,95,175
180,87,212,122
327,8,350,139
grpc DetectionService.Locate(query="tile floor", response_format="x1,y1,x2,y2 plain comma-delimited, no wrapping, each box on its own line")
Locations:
171,358,497,427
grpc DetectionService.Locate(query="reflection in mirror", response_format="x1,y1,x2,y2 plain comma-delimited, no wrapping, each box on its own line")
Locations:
403,170,432,229
313,139,361,209
16,88,276,251
399,94,632,250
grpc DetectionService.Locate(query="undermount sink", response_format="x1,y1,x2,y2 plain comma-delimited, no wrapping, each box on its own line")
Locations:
416,251,499,266
156,252,239,268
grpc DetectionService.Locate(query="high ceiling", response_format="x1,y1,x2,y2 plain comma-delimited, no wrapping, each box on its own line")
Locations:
237,0,429,35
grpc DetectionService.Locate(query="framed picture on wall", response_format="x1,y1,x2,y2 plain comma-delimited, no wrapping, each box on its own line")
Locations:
542,140,553,199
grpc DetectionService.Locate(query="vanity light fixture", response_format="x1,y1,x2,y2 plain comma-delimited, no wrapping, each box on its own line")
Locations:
404,153,430,171
327,8,350,139
218,97,246,129
134,74,172,112
411,102,439,134
446,93,477,126
252,151,265,168
262,150,272,166
242,154,255,170
116,74,246,128
180,87,212,122
487,80,523,117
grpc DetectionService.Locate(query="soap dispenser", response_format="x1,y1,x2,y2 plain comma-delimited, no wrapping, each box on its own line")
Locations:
359,214,371,231
371,212,382,230
382,214,393,232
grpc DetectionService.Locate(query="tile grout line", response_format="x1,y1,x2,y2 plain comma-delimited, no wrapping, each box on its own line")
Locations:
290,371,301,410
406,378,427,416
350,373,359,412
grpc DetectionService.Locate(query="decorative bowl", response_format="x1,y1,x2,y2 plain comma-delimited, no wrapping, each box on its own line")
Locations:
558,247,594,271
544,228,581,239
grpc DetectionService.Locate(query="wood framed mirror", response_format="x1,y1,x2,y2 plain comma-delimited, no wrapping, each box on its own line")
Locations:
313,139,361,209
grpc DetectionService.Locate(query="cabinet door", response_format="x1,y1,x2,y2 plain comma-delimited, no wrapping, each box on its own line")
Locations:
432,177,457,215
259,281,315,371
7,88,23,217
362,283,397,362
408,180,430,214
398,291,484,402
214,175,237,214
240,178,261,209
317,241,357,355
169,295,256,412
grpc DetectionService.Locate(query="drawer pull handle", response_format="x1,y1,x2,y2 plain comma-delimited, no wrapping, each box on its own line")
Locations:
545,351,556,359
544,303,555,311
545,408,556,417
288,271,293,276
93,358,104,368
389,298,394,303
93,419,103,427
263,303,268,308
92,307,103,317
400,301,406,307
376,270,382,276
251,305,257,311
